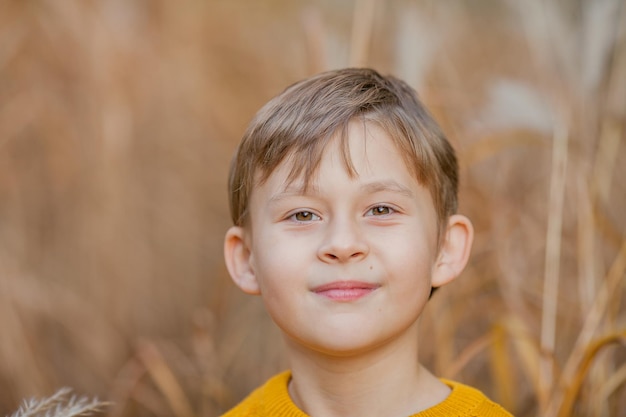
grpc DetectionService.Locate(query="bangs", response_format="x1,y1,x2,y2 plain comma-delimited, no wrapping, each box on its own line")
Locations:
258,120,356,193
256,112,431,197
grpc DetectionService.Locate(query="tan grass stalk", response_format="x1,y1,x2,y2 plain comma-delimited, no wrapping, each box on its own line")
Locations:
107,358,146,417
125,384,172,417
490,324,514,410
349,0,377,67
593,361,626,416
504,316,541,399
539,116,569,409
442,331,493,379
433,296,465,376
136,341,196,417
547,239,626,416
557,331,626,417
593,197,626,248
592,118,622,204
190,310,231,413
563,239,626,376
576,174,597,314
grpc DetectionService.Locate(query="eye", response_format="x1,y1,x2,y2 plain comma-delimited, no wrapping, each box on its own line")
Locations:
291,211,321,222
367,205,394,216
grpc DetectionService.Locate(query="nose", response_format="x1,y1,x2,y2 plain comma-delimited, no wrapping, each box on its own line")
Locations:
317,217,369,263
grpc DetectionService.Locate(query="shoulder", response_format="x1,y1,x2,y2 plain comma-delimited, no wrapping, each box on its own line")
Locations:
220,371,301,417
415,379,514,417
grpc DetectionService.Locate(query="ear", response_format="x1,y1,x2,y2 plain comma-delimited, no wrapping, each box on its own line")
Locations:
431,214,474,288
224,226,261,295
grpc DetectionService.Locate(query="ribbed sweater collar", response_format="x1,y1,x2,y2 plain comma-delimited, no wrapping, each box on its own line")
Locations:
257,371,491,417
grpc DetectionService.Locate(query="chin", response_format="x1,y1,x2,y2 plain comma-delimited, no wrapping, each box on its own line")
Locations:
298,333,401,358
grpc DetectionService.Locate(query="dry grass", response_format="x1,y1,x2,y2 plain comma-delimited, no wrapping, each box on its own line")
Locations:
0,1,624,416
8,387,108,417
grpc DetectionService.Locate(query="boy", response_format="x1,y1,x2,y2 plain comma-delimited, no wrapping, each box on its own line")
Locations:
222,68,512,417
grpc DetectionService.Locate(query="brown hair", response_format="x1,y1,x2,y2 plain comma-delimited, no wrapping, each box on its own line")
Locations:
228,68,458,238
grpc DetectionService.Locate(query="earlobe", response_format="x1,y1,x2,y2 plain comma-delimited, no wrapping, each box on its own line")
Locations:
224,226,261,295
431,214,474,288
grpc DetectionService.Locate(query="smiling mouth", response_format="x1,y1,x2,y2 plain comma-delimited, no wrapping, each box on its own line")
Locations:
312,281,380,301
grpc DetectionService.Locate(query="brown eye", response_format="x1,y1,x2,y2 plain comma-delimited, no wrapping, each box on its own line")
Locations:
370,206,391,216
293,211,319,222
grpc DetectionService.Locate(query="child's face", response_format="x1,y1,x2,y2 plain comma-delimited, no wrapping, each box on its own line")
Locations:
225,121,469,355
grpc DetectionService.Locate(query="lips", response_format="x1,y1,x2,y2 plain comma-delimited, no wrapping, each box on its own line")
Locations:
312,280,380,301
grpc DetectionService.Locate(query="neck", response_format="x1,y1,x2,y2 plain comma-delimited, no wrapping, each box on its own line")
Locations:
284,323,450,417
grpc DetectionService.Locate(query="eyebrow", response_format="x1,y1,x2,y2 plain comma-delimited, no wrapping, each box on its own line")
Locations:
267,183,312,204
361,180,415,198
268,180,414,204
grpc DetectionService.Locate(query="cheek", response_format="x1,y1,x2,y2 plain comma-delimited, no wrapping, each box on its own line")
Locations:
375,231,437,290
251,242,308,329
378,227,437,264
252,234,307,290
390,256,434,308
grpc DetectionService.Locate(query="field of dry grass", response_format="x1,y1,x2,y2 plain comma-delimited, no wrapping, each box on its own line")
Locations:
1,1,625,416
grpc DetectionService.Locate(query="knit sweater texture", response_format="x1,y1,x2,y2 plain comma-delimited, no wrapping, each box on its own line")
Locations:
221,371,513,417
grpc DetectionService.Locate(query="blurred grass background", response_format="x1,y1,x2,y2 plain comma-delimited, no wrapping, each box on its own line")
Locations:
1,0,625,416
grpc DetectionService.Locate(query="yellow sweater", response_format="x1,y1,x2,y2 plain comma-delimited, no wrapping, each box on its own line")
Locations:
221,371,513,417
